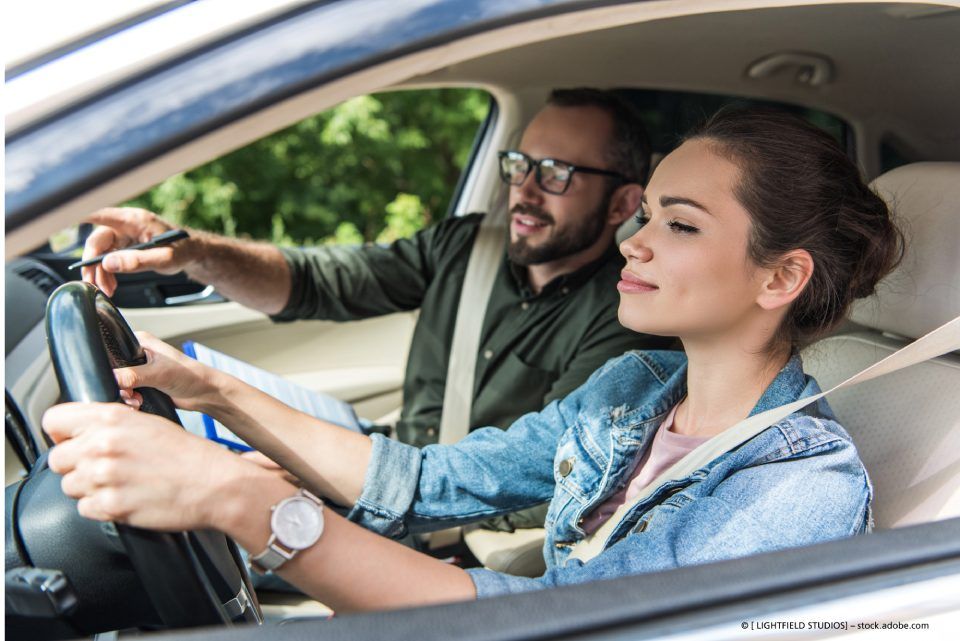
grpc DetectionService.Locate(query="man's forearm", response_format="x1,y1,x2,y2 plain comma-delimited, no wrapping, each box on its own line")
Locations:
183,230,292,315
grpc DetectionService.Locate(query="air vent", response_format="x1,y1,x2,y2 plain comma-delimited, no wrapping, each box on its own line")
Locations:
12,261,63,296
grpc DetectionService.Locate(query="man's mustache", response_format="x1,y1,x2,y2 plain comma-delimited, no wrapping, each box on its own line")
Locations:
510,203,553,225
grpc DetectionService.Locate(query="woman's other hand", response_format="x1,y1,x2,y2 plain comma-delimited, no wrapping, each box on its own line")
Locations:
114,332,221,412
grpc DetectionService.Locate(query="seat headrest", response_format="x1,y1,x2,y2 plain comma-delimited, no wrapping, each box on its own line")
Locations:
850,162,960,339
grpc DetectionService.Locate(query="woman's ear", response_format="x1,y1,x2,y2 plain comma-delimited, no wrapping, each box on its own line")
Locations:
606,184,644,227
756,249,814,311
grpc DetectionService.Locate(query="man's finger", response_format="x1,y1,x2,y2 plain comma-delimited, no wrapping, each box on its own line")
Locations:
81,226,122,261
101,247,176,274
93,266,119,297
87,208,157,238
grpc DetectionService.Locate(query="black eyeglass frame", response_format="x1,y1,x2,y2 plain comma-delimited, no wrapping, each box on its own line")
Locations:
497,150,627,195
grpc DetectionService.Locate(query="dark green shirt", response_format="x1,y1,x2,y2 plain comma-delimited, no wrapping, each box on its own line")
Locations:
274,213,674,448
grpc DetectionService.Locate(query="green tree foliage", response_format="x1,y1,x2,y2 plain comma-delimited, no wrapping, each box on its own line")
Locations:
127,89,490,245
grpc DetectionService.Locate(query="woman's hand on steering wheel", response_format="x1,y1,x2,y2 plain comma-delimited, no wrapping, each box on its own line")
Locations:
114,332,222,413
42,401,279,533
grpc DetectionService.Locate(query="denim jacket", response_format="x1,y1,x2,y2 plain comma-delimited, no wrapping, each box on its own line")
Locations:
347,351,873,597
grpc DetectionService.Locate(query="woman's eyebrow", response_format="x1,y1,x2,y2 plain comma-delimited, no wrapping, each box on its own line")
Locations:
660,195,713,216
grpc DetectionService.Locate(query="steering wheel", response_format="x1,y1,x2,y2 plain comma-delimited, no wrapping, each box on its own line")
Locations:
11,282,261,634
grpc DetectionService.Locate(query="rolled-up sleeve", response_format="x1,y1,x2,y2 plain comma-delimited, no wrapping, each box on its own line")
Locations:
346,434,424,537
346,381,589,538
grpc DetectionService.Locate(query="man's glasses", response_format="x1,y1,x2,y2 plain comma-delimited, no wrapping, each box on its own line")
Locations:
498,150,626,195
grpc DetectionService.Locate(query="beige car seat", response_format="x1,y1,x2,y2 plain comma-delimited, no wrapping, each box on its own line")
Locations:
802,162,960,529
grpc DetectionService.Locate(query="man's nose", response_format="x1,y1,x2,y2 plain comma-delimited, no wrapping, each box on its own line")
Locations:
515,168,545,203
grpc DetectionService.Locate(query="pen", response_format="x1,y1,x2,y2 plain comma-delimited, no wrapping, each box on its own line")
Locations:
68,229,190,270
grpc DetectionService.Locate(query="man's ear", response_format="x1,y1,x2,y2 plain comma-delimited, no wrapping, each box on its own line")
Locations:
606,183,644,227
756,249,814,311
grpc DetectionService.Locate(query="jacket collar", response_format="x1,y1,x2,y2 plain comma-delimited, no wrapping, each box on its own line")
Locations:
614,352,809,430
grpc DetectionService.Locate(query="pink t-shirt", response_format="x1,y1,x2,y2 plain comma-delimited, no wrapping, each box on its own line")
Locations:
580,404,709,535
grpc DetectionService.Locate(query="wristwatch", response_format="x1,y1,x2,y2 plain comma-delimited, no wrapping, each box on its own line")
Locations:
249,488,325,574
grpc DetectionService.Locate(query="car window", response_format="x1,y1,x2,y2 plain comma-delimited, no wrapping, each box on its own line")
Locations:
121,88,492,247
617,88,851,160
879,134,920,174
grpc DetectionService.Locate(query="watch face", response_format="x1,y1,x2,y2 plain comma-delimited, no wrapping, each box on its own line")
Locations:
271,496,324,549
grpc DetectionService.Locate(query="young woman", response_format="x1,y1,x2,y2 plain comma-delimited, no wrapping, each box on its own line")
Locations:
43,108,902,612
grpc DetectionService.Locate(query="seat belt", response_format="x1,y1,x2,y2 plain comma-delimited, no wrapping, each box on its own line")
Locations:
438,212,506,445
568,315,960,563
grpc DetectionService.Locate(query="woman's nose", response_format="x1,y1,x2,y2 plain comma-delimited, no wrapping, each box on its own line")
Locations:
619,227,653,263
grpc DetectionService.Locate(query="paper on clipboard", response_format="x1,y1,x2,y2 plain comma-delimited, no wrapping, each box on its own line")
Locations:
176,341,362,451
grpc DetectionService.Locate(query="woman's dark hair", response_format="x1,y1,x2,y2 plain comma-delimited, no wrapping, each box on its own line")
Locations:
686,107,904,351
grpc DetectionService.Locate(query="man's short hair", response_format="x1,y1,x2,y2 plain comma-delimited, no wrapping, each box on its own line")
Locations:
547,88,652,185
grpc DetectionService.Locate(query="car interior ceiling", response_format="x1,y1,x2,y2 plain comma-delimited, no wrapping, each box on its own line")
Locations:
5,2,959,639
414,3,958,174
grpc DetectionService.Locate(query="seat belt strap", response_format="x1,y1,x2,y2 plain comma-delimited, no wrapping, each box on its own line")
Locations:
568,315,960,563
438,213,506,445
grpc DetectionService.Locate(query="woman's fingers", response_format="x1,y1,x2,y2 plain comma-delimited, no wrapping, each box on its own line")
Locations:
43,401,241,529
43,402,133,444
114,339,181,392
135,332,186,360
119,389,143,409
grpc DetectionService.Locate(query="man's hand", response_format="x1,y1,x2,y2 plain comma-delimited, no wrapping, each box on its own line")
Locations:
82,208,198,296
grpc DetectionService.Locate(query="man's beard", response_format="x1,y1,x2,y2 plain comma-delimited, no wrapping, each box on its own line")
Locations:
507,192,612,266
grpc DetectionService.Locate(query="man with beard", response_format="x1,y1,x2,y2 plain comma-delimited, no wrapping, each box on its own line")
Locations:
80,88,674,531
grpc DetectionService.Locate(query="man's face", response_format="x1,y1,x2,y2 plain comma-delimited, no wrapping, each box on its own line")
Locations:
507,105,619,266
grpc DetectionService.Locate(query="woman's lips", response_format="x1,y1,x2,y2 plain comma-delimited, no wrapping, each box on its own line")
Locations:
617,271,658,293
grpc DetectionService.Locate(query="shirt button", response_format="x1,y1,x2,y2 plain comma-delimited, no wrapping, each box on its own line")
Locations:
558,458,575,477
483,349,494,360
426,427,436,437
561,286,569,295
521,301,530,310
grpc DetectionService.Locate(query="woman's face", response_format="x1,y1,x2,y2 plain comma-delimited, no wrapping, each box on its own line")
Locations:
617,139,767,341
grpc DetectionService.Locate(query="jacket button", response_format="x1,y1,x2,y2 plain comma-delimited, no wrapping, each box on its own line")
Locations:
558,458,574,477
